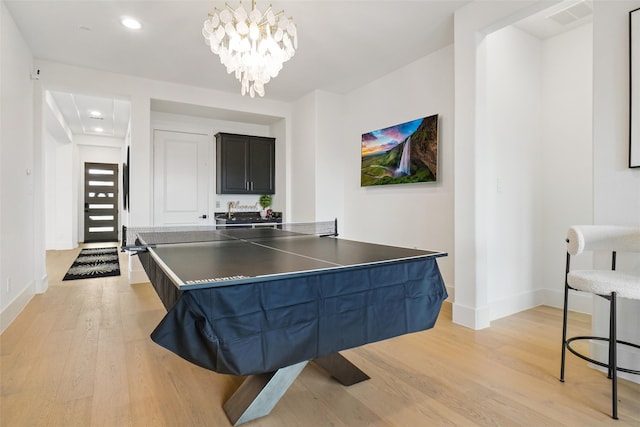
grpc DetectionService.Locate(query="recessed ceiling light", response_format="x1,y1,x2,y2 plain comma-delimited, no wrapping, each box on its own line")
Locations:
94,127,104,133
90,110,102,117
121,17,141,30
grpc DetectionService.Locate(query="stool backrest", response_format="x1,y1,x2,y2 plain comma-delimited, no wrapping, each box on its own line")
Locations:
566,226,640,256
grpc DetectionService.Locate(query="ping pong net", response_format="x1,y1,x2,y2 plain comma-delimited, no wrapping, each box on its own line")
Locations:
121,220,338,253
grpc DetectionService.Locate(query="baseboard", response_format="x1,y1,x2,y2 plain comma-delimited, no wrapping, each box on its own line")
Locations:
0,281,35,334
451,288,593,330
543,287,593,314
452,302,491,330
35,273,48,294
489,289,546,321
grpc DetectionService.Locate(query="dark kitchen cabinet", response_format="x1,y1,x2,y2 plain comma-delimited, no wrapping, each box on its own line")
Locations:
216,133,275,194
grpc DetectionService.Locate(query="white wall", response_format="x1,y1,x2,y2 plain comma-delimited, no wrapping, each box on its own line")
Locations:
44,132,58,248
341,45,456,295
591,0,640,381
484,26,545,318
271,118,288,219
315,91,346,224
454,0,639,380
290,92,318,221
483,23,594,320
453,0,601,329
51,140,77,249
593,1,640,233
289,90,346,225
453,0,542,329
0,1,42,331
43,92,75,250
540,23,594,311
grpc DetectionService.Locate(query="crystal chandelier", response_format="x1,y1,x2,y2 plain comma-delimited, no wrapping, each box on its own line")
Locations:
202,0,298,98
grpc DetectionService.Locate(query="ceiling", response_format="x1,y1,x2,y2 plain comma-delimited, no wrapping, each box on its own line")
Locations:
5,0,592,137
514,0,592,39
49,91,131,138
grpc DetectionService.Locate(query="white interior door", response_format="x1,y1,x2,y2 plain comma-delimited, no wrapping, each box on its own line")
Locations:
153,130,210,225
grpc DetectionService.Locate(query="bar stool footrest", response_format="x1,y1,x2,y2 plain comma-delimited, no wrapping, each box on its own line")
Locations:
565,335,640,376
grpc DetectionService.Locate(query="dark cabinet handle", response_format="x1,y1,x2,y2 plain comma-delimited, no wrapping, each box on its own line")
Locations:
199,214,208,219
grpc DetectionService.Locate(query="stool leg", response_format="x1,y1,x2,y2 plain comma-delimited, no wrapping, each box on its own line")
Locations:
560,255,571,382
610,292,618,420
560,284,569,382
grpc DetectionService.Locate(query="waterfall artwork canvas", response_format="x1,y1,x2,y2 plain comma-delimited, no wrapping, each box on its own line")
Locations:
361,114,438,187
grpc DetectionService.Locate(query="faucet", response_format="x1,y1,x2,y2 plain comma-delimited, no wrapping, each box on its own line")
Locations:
227,201,233,219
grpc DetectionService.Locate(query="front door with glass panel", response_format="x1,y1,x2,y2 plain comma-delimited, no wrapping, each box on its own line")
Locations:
84,162,118,242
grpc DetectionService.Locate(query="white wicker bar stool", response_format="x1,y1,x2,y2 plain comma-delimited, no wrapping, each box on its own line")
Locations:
560,225,640,419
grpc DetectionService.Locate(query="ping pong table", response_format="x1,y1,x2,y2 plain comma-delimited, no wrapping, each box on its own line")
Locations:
124,221,447,425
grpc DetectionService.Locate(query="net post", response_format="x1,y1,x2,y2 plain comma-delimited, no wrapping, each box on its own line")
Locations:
121,225,127,252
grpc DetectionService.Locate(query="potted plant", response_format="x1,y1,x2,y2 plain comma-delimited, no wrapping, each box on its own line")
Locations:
259,194,272,218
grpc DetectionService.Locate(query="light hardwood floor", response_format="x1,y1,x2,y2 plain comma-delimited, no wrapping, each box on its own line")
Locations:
1,244,639,426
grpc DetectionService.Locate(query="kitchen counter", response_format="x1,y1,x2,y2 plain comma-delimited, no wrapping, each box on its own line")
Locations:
214,212,282,227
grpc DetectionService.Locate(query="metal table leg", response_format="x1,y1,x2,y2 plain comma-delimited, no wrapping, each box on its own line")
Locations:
223,361,308,426
223,352,369,425
313,352,370,385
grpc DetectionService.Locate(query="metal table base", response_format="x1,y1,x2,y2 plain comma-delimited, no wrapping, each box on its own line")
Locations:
223,352,370,425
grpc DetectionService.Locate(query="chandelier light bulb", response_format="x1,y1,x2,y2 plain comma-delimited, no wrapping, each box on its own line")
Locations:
202,0,298,98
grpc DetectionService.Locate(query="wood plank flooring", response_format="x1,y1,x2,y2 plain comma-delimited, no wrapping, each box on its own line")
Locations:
1,244,639,426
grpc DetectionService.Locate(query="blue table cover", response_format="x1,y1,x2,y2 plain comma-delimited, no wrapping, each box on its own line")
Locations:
139,252,447,376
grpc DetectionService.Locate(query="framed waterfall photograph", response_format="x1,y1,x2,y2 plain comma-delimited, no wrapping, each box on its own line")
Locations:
361,114,439,186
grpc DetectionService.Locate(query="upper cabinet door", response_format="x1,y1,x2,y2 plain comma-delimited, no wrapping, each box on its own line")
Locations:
217,133,250,194
216,133,275,194
248,137,275,194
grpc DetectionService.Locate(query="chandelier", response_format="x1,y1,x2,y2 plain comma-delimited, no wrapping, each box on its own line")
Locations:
202,1,298,98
